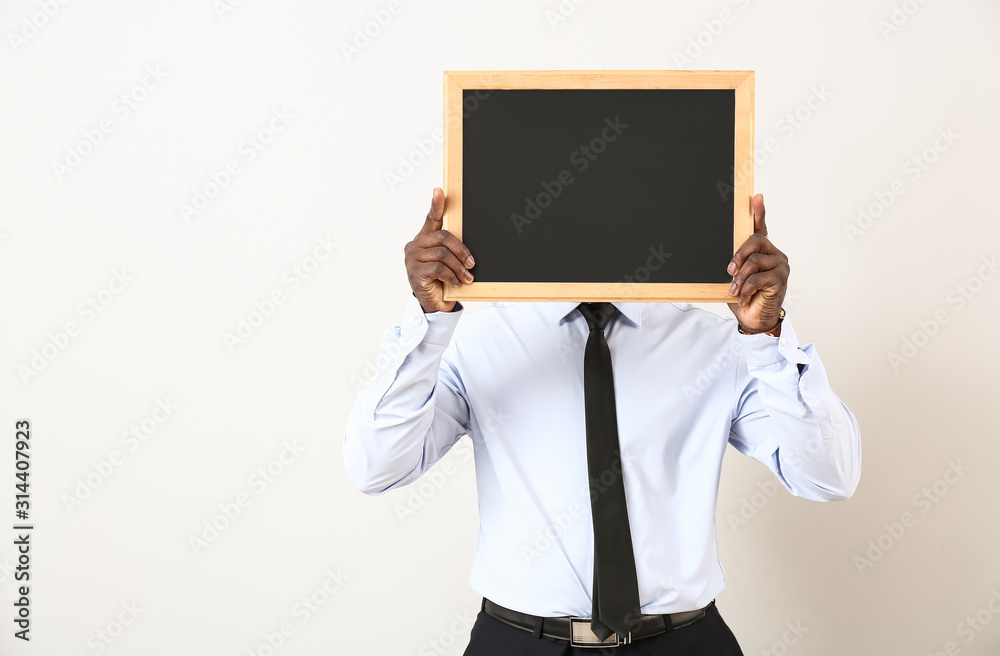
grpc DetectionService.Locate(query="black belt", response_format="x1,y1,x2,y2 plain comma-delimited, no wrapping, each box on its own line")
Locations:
482,598,712,648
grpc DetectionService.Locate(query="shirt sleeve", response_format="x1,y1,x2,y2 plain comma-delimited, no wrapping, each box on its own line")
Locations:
728,316,862,501
343,294,472,495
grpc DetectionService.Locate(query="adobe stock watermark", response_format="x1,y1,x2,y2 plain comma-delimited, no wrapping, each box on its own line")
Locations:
727,408,845,533
887,254,997,371
750,619,808,656
7,0,74,54
0,556,15,584
50,65,167,182
80,601,143,656
521,502,586,565
725,478,781,534
17,268,136,386
676,291,800,402
544,0,595,30
763,85,834,162
188,438,307,556
925,588,1000,656
670,0,757,67
244,567,351,656
877,0,932,40
853,458,970,576
392,405,509,523
553,248,671,361
417,609,477,656
350,335,417,392
214,0,250,20
511,115,629,235
393,440,474,524
384,125,443,192
384,92,493,192
340,0,407,63
718,86,834,201
622,246,673,283
179,106,293,224
843,126,958,243
351,339,405,392
351,300,449,390
61,398,179,514
605,244,676,301
682,339,741,403
223,235,339,352
727,426,850,534
521,449,645,565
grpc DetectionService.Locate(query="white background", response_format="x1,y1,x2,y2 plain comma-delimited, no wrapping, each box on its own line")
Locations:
1,0,998,654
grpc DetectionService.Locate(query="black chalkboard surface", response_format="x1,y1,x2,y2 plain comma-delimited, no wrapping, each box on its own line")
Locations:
464,88,734,284
442,71,755,302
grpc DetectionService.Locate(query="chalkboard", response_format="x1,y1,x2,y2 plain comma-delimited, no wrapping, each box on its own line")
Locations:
442,71,755,302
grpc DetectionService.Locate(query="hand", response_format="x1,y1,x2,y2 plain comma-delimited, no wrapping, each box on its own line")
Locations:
404,187,476,313
726,194,789,334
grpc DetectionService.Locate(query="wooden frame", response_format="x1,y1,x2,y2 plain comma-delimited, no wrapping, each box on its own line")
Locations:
442,70,755,303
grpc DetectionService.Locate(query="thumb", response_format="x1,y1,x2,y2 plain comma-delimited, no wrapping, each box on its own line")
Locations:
753,193,766,235
421,187,444,234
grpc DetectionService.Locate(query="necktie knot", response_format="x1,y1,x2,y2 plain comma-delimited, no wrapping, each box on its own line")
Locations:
578,302,618,333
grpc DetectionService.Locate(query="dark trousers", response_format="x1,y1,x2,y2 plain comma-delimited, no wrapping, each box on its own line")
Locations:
462,600,744,656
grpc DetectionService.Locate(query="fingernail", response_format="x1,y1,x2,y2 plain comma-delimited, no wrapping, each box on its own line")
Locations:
464,270,474,282
466,255,475,268
727,262,736,275
728,282,737,295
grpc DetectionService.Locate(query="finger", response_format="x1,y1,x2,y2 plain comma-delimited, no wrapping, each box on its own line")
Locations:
727,232,775,277
753,193,766,235
728,252,784,298
738,270,782,307
415,228,475,271
420,187,444,236
416,260,464,290
417,242,474,285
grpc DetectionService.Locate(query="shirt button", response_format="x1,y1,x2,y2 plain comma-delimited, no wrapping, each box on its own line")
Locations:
780,337,788,346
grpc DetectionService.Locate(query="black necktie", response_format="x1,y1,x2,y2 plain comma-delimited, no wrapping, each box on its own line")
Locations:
576,302,641,641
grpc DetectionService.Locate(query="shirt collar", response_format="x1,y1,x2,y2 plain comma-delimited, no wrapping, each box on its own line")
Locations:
551,302,643,328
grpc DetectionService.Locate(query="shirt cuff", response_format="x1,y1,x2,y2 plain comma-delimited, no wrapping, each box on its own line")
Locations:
404,293,464,346
736,315,812,370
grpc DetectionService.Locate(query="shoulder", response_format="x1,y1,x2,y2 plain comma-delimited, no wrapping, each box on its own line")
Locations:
451,301,570,343
457,301,518,314
451,301,524,336
644,302,741,355
648,302,737,332
456,301,520,323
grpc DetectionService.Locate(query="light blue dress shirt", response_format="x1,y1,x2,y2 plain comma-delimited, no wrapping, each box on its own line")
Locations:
343,295,861,617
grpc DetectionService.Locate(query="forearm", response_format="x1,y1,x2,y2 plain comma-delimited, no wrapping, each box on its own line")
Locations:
343,295,469,495
734,319,862,501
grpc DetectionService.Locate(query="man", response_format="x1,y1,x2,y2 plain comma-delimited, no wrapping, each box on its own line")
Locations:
343,187,861,654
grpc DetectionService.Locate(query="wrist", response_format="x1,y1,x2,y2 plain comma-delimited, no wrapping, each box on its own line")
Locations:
737,307,785,337
413,291,457,314
423,301,459,314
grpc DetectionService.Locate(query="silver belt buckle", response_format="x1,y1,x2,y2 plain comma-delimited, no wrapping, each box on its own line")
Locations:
568,617,630,648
